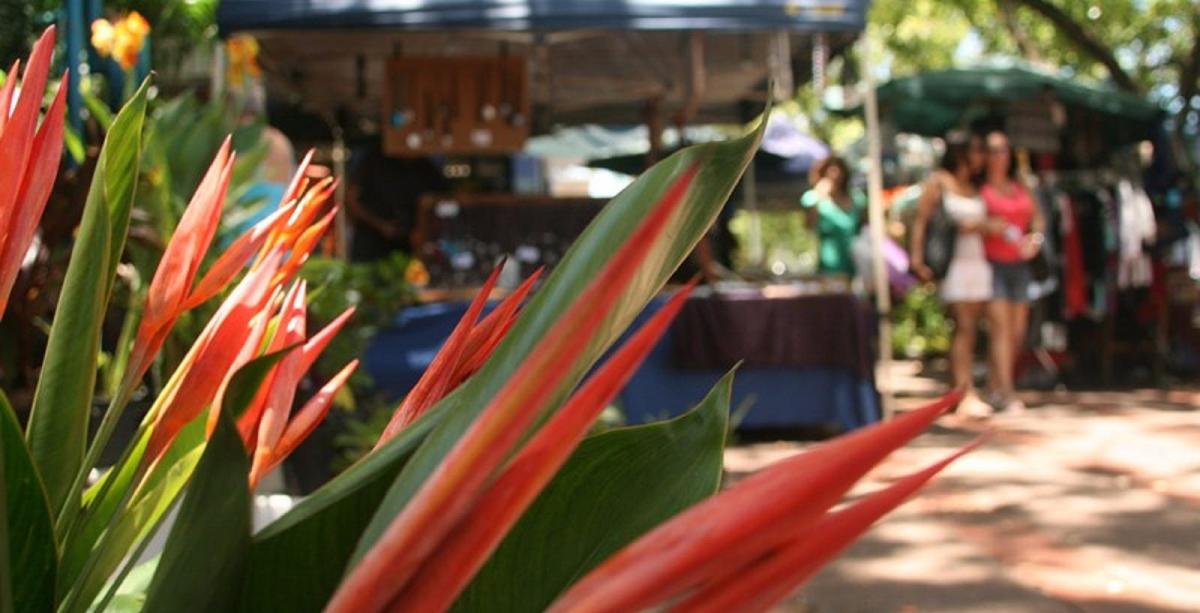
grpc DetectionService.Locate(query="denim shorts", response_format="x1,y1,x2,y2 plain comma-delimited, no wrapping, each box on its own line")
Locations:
990,261,1032,303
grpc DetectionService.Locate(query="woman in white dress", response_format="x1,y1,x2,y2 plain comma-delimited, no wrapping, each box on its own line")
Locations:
910,133,997,416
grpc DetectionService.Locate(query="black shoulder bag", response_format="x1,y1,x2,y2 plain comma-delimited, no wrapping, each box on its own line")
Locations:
922,197,958,280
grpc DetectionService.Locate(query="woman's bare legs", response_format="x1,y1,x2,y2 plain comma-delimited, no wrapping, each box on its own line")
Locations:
987,300,1027,413
1010,301,1029,367
987,299,1013,393
950,302,991,416
1006,301,1029,412
950,302,982,389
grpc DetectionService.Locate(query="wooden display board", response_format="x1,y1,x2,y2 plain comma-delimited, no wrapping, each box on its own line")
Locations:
383,56,529,156
413,193,606,288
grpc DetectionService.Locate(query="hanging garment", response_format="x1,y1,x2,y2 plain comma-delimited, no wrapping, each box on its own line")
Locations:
1187,222,1200,281
1116,180,1156,289
1029,187,1060,299
1060,194,1089,319
1075,191,1107,278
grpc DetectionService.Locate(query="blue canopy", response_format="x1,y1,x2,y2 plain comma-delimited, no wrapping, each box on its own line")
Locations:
218,0,868,34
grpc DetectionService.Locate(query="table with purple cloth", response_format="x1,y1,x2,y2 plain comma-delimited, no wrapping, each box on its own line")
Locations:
617,289,879,431
363,289,880,433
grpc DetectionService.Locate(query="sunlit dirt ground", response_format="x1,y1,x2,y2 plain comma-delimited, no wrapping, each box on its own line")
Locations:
725,361,1200,613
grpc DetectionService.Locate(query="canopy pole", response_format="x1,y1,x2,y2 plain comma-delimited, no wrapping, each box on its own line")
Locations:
644,97,664,167
332,126,349,260
744,156,762,266
860,34,893,420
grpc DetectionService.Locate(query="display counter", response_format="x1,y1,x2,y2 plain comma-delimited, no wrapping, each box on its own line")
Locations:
363,283,879,433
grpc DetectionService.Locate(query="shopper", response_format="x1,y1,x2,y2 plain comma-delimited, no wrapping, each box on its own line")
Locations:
910,132,993,417
801,156,867,277
981,130,1045,413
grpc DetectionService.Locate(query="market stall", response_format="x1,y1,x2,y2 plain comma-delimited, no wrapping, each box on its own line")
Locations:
851,66,1172,385
218,0,881,429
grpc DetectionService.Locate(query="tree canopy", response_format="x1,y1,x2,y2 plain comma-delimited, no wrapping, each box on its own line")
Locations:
868,0,1199,172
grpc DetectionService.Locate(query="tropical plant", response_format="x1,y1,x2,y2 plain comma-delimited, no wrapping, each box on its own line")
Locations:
300,253,418,474
3,28,354,613
2,27,979,613
892,285,954,358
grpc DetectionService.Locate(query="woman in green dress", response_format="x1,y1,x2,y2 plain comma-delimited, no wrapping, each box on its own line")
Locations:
801,156,866,277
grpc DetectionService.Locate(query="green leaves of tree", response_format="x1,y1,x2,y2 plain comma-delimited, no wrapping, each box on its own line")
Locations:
25,78,148,516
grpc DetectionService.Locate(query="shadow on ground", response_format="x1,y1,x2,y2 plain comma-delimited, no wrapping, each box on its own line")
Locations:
725,360,1200,613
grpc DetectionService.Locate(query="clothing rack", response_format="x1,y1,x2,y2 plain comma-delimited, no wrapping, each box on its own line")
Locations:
1031,173,1165,385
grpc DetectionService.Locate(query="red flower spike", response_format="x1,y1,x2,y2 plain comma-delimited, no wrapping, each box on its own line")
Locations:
287,177,336,230
249,359,358,489
375,261,506,446
260,175,333,262
297,307,355,375
450,267,544,385
181,201,295,312
671,436,988,613
140,138,232,333
390,283,696,613
143,254,283,465
0,69,66,314
0,27,61,316
280,149,315,208
274,206,337,286
547,390,965,613
326,164,698,613
127,139,234,382
0,27,55,240
235,283,315,444
236,368,276,448
207,294,276,437
0,60,19,132
249,281,309,480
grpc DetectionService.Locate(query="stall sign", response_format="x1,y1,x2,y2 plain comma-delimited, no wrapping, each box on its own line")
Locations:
383,56,529,156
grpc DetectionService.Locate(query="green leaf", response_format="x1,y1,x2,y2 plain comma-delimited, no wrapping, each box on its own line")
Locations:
141,403,250,613
0,455,9,613
25,79,149,516
452,370,733,613
63,124,85,165
81,89,114,132
57,429,201,613
0,392,55,613
236,410,441,613
106,557,157,613
352,116,765,564
58,349,293,613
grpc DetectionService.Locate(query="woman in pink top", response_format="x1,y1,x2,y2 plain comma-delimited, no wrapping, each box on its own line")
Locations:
981,131,1045,413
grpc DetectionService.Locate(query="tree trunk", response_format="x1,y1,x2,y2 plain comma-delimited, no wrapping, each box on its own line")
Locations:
1009,0,1140,93
996,0,1043,66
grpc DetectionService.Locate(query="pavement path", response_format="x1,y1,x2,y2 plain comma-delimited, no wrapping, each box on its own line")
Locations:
725,361,1200,613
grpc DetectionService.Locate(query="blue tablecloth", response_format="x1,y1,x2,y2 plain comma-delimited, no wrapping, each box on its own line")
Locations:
363,296,880,432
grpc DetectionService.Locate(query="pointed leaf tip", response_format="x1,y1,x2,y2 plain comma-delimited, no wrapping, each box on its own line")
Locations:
390,283,695,613
670,434,988,613
377,262,505,444
548,391,961,612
